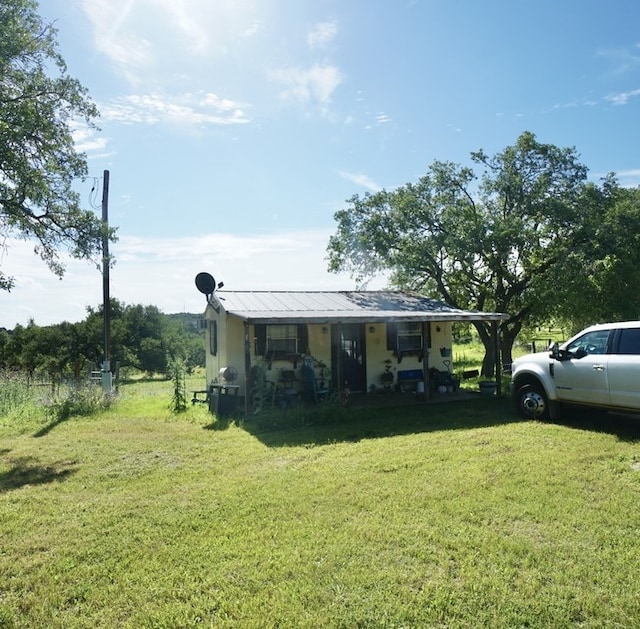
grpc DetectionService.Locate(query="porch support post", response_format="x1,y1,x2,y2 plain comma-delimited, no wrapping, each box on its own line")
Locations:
422,321,430,402
493,319,502,396
243,321,252,418
335,322,343,391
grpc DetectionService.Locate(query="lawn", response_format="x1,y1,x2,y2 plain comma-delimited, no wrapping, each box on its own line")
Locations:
1,379,640,628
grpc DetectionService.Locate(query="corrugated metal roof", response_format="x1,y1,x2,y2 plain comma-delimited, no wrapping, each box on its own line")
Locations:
210,291,508,323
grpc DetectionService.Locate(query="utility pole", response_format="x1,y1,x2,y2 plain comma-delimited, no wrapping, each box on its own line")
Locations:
101,170,112,392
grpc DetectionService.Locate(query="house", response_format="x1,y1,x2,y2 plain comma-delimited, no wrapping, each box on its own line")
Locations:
198,286,508,414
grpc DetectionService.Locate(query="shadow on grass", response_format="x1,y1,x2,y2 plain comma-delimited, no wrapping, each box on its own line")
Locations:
241,395,640,447
0,456,77,493
33,416,70,438
242,396,522,447
548,408,640,443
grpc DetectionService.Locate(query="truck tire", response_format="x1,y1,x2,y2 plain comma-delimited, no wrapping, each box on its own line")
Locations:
515,383,549,420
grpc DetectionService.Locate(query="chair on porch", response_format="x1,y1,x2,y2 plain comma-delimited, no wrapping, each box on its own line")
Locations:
300,363,329,403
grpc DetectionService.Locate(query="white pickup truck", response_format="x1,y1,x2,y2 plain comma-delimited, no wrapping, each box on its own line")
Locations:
510,321,640,419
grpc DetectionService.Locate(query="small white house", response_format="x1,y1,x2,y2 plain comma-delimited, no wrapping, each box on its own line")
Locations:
199,289,507,412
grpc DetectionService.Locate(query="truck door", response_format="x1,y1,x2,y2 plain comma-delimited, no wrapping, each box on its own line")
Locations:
553,329,611,406
607,328,640,411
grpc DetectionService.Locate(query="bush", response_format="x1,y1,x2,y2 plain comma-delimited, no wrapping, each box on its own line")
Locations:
44,384,114,423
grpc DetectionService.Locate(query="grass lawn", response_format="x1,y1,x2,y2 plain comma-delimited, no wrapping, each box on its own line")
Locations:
2,379,640,628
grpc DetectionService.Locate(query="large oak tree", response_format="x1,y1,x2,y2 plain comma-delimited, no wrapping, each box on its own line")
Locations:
0,0,112,291
327,131,616,375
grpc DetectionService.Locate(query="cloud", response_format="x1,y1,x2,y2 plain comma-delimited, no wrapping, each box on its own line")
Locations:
80,0,154,84
338,171,382,192
597,42,640,75
268,64,342,106
2,230,386,328
612,168,640,188
79,0,260,83
101,92,250,126
604,88,640,106
70,122,110,154
308,21,338,48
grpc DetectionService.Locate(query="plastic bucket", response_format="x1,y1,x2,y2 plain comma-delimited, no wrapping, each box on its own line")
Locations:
478,381,497,396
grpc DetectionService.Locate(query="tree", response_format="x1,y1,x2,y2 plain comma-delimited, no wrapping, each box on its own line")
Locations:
548,180,640,330
327,132,593,375
0,0,114,291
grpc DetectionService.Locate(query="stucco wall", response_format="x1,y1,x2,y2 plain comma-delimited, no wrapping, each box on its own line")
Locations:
203,315,455,397
364,322,453,392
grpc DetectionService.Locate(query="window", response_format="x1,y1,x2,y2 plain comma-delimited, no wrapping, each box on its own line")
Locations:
398,322,423,351
254,323,308,359
267,324,298,356
386,322,425,353
209,320,217,356
617,328,640,355
567,330,610,355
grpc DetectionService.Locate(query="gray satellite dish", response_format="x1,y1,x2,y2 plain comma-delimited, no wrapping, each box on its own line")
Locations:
195,272,216,296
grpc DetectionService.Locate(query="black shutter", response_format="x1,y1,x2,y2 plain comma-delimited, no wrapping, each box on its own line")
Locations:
255,324,266,355
209,320,217,356
298,324,309,354
386,322,397,351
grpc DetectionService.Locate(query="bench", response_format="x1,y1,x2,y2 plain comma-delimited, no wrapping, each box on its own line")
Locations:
397,369,424,392
191,390,209,405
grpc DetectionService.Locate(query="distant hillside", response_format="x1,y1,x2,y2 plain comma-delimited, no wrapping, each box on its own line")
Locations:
164,312,203,332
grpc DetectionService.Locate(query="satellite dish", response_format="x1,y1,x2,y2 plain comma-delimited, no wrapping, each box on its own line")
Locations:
195,272,216,296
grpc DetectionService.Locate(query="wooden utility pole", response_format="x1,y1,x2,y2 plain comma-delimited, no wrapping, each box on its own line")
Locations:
101,170,112,391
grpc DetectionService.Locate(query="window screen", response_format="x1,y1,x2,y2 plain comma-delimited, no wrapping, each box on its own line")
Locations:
397,322,423,352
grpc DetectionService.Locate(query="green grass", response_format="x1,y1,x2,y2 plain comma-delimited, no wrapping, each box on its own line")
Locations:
2,380,640,627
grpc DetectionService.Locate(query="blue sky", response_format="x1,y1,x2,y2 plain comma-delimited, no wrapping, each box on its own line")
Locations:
3,0,640,327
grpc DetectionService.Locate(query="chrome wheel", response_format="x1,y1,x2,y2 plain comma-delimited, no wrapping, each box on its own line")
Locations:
516,384,548,420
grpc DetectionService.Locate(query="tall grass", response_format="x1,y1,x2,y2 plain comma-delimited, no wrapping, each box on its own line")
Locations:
1,378,640,627
0,371,114,434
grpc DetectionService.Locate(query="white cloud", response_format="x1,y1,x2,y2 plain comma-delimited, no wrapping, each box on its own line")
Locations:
80,0,154,84
80,0,265,83
268,64,342,106
338,171,382,192
605,88,640,106
1,230,386,328
597,43,640,75
308,21,338,48
101,93,250,126
611,168,640,188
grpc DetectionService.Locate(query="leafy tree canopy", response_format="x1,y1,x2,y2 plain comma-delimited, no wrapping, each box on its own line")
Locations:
328,131,636,374
0,0,114,291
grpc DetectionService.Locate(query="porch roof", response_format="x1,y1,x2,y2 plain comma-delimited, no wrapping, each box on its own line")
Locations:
210,290,508,325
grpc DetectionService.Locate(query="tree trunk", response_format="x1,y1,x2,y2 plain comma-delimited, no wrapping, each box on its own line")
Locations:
474,322,495,377
474,320,520,378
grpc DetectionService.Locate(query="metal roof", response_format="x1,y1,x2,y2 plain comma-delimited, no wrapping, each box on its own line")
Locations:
209,291,508,324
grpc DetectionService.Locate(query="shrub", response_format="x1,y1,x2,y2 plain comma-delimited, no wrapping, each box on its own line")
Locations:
167,357,188,413
44,384,114,423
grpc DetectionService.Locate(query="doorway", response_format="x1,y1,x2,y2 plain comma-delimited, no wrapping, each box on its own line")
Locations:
332,323,367,392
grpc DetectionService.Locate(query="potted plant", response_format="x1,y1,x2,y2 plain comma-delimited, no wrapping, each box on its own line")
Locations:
381,358,394,391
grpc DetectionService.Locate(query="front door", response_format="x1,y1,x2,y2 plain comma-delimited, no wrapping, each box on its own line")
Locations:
333,323,367,392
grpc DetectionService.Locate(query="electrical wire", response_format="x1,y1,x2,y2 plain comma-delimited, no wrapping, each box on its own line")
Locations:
89,176,102,210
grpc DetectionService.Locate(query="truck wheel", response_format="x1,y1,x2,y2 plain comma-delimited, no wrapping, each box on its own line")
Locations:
515,383,549,420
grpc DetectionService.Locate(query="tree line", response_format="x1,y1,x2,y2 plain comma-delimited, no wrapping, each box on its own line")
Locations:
0,301,205,381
